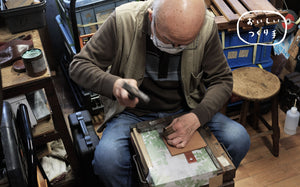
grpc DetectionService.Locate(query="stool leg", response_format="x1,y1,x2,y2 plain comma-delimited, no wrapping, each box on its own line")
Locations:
240,100,250,126
271,95,280,157
253,102,260,129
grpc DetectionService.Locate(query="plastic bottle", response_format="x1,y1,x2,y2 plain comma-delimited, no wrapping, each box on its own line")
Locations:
284,106,300,135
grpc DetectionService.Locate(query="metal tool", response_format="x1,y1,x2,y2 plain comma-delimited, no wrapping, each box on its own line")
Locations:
131,113,185,140
162,126,176,137
122,82,150,103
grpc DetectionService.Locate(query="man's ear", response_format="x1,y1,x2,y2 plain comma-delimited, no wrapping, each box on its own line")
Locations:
148,8,153,22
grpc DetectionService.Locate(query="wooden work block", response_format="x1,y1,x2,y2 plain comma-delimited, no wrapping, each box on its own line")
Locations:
32,118,55,138
26,89,51,122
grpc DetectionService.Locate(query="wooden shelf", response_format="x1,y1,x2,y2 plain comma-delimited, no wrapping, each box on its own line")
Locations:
0,26,80,185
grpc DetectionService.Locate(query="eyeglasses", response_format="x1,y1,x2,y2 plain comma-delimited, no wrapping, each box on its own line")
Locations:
151,18,199,50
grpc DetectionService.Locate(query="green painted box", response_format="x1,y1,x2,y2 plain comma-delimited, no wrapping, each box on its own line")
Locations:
131,129,223,187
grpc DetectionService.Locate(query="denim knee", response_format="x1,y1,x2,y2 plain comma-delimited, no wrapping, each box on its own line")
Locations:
228,127,250,167
93,143,112,176
223,122,250,167
208,113,250,168
93,141,131,174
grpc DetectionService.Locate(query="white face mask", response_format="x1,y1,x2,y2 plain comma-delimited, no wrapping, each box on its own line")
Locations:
150,21,186,54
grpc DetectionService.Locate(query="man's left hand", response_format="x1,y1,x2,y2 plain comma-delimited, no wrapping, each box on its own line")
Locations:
165,113,201,148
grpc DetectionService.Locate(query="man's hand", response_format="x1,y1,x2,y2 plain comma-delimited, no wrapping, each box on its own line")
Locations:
165,113,201,148
113,78,139,107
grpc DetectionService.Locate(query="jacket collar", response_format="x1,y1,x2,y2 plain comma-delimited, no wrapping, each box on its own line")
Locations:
141,7,152,36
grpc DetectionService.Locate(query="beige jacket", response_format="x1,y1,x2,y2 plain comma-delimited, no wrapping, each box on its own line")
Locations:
69,0,233,131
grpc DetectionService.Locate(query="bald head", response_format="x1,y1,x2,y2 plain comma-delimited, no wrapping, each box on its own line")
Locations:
150,0,206,45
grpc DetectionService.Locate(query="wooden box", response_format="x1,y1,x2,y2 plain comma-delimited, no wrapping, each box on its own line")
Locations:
205,0,287,31
131,121,236,187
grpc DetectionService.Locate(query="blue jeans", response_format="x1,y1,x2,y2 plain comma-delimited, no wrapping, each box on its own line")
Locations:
92,111,250,187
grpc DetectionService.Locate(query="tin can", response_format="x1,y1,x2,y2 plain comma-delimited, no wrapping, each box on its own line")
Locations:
22,48,47,77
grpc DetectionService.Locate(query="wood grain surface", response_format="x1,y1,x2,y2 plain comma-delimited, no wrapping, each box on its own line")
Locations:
232,67,280,101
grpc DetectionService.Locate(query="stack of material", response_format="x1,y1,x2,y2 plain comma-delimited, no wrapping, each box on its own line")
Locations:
5,0,35,9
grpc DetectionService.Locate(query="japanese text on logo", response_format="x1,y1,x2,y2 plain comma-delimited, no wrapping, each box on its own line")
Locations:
237,10,287,46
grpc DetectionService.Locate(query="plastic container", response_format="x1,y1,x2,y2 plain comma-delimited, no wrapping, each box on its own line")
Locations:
255,25,275,63
22,48,47,77
255,45,273,63
223,46,254,68
219,25,275,68
219,29,258,48
284,106,300,135
56,0,135,37
223,45,273,68
219,25,275,48
0,0,46,34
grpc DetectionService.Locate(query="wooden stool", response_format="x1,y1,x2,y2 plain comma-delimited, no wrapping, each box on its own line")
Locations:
232,67,281,156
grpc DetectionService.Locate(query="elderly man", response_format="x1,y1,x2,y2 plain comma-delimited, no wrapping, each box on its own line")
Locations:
69,0,250,186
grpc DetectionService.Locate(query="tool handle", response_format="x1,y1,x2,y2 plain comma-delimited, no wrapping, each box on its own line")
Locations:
76,112,92,146
122,83,150,103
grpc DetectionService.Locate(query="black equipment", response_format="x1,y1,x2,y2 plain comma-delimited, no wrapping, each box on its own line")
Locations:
0,102,27,186
68,110,100,185
55,0,104,116
0,101,50,187
59,50,104,116
275,9,299,35
280,71,300,114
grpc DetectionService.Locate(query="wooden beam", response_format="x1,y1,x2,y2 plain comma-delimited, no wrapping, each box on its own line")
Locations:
226,0,248,15
212,0,239,22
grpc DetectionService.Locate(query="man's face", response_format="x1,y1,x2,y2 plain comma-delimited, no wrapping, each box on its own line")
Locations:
152,17,195,48
149,14,199,54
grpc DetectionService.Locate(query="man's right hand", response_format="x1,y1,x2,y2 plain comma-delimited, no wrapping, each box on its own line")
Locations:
113,78,139,108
